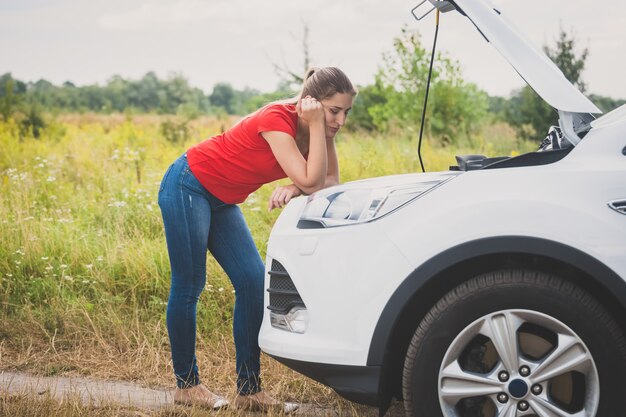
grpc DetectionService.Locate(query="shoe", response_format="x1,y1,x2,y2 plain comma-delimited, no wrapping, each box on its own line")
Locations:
233,390,300,414
173,384,229,409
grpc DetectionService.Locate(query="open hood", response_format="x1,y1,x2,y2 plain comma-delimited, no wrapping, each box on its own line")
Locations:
424,0,601,115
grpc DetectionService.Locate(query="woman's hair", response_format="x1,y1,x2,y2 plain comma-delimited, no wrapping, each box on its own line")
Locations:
299,67,357,101
280,67,357,105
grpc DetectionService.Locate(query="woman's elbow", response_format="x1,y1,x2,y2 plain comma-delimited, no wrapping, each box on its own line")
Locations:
295,179,326,195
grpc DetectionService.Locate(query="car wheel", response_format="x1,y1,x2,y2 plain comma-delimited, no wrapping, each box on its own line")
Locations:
402,270,626,417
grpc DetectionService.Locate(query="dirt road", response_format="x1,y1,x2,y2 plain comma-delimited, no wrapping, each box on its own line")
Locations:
0,370,404,416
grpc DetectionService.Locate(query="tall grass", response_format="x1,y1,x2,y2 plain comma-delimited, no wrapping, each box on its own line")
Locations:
0,113,532,409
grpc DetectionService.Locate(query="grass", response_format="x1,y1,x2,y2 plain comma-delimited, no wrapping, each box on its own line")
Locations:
0,113,534,415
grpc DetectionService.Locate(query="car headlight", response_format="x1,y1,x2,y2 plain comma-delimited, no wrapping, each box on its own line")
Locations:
297,172,458,228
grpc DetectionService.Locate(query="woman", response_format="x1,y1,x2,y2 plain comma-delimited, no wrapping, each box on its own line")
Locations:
157,67,356,411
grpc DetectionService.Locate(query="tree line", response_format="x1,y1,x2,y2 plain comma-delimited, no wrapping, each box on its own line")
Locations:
2,28,623,142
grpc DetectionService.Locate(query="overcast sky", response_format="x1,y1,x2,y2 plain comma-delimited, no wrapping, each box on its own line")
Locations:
1,0,625,99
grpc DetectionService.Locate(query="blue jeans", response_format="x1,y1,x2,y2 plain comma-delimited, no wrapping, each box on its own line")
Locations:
157,154,264,394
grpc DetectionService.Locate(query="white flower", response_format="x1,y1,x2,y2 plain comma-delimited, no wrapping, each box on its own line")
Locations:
108,201,127,208
85,264,93,269
46,176,56,182
60,264,68,269
64,276,74,282
96,256,104,262
218,287,224,292
41,257,49,260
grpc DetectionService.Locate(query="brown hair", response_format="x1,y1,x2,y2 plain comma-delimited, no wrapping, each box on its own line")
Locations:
279,67,356,105
299,67,357,101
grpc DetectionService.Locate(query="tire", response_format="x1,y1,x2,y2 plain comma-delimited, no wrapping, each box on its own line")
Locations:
402,270,626,417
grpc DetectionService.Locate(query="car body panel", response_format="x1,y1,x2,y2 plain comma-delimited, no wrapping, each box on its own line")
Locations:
260,121,626,369
260,200,415,366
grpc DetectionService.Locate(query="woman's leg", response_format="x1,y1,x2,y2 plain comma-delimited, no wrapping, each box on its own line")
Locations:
158,155,212,388
207,203,265,395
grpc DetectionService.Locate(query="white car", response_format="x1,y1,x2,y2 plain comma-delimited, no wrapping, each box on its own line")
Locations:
259,0,626,416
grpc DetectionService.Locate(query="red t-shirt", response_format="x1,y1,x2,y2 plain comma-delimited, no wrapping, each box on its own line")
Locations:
186,103,298,204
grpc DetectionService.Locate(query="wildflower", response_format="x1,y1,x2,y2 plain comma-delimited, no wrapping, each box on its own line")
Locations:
60,264,68,269
64,276,74,282
7,274,13,277
14,260,21,265
41,257,49,260
85,264,93,269
250,207,261,212
108,201,127,208
46,176,56,182
45,266,54,271
96,256,104,262
218,287,224,292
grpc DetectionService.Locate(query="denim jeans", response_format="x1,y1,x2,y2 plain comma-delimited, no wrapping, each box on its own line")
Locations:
157,154,264,394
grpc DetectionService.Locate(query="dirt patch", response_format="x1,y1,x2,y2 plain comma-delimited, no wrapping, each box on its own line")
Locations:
0,371,405,416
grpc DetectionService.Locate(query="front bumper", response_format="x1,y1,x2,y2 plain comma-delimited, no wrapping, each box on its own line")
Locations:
259,197,414,367
270,355,381,406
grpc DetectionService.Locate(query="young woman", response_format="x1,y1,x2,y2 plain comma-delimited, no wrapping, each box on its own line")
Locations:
157,67,356,411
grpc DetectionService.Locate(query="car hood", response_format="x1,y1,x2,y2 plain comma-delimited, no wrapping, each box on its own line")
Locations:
446,0,601,114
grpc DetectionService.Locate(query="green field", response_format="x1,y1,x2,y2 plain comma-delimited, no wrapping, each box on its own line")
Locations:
0,113,534,415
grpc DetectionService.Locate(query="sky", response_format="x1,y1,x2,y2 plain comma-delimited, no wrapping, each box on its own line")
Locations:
1,0,625,99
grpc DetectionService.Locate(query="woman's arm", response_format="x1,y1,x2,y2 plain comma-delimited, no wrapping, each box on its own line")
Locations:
267,137,340,211
323,135,339,188
263,97,328,194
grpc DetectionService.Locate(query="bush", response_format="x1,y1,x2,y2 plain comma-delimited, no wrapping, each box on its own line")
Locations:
366,28,489,144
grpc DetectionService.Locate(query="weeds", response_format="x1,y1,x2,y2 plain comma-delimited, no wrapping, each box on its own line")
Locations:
0,113,529,413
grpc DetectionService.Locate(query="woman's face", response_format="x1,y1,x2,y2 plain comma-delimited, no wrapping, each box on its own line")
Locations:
320,92,354,139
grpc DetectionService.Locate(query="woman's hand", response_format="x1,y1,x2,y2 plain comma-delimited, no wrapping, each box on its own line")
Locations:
297,95,325,125
268,184,303,211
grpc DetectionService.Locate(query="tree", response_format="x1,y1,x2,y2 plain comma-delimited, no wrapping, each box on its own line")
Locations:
367,28,488,143
506,28,589,138
544,27,588,92
271,23,312,92
209,83,236,114
0,73,25,121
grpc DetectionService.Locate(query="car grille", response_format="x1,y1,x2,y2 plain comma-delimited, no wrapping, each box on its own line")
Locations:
267,259,305,314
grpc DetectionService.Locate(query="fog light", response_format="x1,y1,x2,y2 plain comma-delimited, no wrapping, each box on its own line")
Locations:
270,307,309,333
